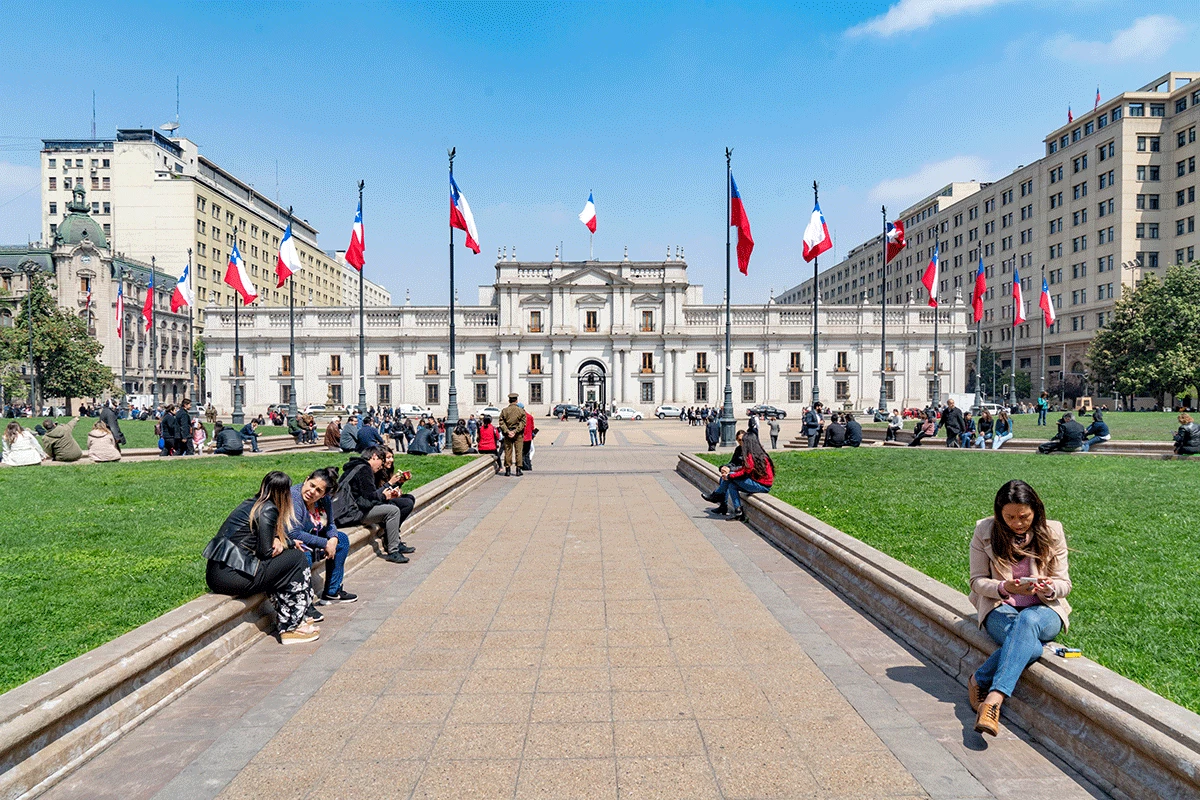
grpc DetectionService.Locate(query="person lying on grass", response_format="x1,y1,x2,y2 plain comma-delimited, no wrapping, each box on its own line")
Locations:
967,479,1071,737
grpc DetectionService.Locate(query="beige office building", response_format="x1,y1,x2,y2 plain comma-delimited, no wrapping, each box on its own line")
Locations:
780,71,1200,398
40,130,349,330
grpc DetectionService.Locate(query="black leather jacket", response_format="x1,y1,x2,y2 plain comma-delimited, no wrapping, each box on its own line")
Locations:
203,498,281,577
1175,422,1200,449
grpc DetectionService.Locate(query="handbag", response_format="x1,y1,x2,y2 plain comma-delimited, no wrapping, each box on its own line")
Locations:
330,464,369,526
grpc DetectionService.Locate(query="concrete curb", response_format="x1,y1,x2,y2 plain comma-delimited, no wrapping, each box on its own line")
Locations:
677,452,1200,800
786,427,1177,456
0,455,493,800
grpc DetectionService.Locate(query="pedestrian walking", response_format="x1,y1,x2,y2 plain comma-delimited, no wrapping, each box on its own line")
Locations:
704,416,720,451
768,417,780,449
597,412,608,446
940,399,965,447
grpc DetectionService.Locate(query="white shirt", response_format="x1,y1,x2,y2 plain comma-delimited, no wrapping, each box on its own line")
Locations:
587,417,598,431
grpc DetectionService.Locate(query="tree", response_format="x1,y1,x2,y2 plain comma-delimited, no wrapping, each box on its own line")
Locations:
967,347,1031,400
0,272,114,412
1088,263,1200,405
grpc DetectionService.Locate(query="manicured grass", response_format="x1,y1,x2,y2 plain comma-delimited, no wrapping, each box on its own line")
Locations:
862,411,1184,442
0,452,474,693
701,448,1200,713
10,417,287,450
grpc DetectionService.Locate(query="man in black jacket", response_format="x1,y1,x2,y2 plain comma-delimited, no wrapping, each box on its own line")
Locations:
342,446,412,563
1039,412,1086,454
175,399,193,455
160,404,178,456
704,418,720,451
823,415,847,447
99,400,125,451
845,415,863,447
212,421,244,455
938,399,965,447
803,403,824,448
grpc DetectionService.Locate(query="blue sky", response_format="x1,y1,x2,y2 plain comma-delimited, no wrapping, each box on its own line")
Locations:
1,1,1197,304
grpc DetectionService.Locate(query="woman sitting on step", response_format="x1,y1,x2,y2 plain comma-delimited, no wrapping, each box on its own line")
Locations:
703,431,773,521
203,471,319,644
967,480,1072,736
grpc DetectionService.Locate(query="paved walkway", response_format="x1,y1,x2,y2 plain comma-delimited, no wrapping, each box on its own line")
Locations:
43,420,1104,800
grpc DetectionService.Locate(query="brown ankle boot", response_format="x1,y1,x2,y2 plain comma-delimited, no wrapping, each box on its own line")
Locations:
968,674,985,713
975,701,1001,736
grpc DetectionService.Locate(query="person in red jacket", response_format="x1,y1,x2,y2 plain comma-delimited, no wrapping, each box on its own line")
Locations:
477,415,500,473
721,431,774,521
520,403,536,471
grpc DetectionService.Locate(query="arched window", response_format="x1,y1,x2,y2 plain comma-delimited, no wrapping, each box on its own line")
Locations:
0,309,12,328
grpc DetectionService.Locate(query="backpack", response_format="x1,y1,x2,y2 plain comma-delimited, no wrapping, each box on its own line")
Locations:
330,464,370,527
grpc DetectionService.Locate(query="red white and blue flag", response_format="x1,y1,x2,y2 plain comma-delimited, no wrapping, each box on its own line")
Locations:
170,263,194,313
921,244,939,307
345,200,365,270
224,241,258,305
1013,267,1027,324
802,200,832,263
885,219,906,264
142,276,154,333
1039,277,1057,327
276,222,302,287
450,175,480,254
972,255,986,323
730,173,754,274
579,192,596,233
1067,106,1073,123
85,287,92,316
1095,86,1101,110
115,283,124,339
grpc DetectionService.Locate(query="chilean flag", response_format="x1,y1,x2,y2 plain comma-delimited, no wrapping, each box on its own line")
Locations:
972,256,986,323
579,192,597,233
1040,277,1057,326
450,174,480,254
1095,86,1101,111
920,244,939,307
170,263,194,312
730,173,754,274
1067,106,1073,123
115,283,124,339
802,200,832,263
885,219,906,264
1013,267,1027,325
276,222,302,287
345,200,365,270
223,241,258,305
142,276,154,333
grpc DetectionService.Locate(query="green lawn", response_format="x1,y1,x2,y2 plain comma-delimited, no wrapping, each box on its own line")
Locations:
701,448,1200,713
862,410,1183,442
10,417,287,449
0,452,473,693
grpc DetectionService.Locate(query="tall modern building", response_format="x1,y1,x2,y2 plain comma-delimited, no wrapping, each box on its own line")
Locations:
780,71,1200,398
40,130,348,329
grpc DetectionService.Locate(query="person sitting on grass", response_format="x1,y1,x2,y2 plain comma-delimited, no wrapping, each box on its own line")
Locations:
1,421,47,466
1037,412,1085,454
967,479,1071,737
289,467,357,606
718,431,774,522
41,417,83,463
87,420,122,462
845,414,863,447
212,421,245,456
1079,410,1111,452
991,410,1013,450
203,471,319,645
1173,413,1200,455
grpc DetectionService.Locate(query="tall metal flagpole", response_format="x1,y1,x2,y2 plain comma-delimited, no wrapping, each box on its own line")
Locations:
719,148,735,447
286,206,298,421
878,205,889,416
931,226,940,408
232,289,243,426
974,251,983,410
118,265,127,410
1039,264,1047,395
1010,263,1019,406
357,180,367,416
187,248,196,407
150,256,158,412
811,181,821,407
447,149,460,428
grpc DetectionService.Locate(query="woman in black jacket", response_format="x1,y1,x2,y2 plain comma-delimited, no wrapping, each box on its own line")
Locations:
1174,413,1200,455
204,471,318,644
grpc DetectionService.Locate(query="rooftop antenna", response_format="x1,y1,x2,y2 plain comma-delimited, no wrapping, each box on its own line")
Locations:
91,91,96,138
160,77,181,137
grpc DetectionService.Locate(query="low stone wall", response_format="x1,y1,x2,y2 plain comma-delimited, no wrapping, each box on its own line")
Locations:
0,455,494,800
785,426,1177,456
677,453,1200,800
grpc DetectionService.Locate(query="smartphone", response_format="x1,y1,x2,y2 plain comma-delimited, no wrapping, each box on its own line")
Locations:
1016,577,1041,586
402,470,412,481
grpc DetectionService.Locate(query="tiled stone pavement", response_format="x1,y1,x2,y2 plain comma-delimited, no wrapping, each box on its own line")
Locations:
42,421,1104,800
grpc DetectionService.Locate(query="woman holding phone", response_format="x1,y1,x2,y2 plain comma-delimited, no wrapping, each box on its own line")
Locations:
376,449,417,552
967,480,1071,736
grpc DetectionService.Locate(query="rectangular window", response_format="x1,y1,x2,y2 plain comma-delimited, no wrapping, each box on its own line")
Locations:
695,352,708,373
474,353,487,374
641,309,654,332
281,355,292,376
836,351,849,371
48,202,56,215
1151,103,1165,117
47,158,55,169
585,310,598,331
329,354,341,375
423,354,439,374
741,381,755,403
788,351,802,371
641,352,653,372
426,383,440,405
48,177,56,191
376,383,391,405
529,353,542,374
695,380,709,402
742,352,755,372
641,382,654,403
328,384,343,405
474,383,488,404
378,354,390,375
835,380,850,401
529,382,543,404
1129,103,1145,117
528,310,542,332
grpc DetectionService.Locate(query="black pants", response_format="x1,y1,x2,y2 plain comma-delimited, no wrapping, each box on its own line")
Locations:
1176,445,1200,455
707,441,717,451
522,440,533,470
908,431,930,447
770,434,778,448
206,549,311,633
598,429,607,445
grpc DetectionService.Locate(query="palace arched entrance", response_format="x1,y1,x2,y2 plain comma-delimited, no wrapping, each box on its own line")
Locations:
577,359,607,409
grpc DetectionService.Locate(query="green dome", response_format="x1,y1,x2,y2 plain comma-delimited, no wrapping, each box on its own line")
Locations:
56,212,108,248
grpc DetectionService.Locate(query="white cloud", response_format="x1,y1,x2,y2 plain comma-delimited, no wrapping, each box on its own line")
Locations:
0,162,41,244
868,156,992,205
846,0,1015,38
1045,15,1187,63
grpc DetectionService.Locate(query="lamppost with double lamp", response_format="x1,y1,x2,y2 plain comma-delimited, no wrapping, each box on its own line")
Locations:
16,260,41,411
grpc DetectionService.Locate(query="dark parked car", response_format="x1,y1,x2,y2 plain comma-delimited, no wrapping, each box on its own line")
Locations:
746,404,787,420
552,404,585,419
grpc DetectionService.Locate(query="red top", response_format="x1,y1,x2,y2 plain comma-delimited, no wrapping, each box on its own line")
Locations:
523,417,534,442
728,453,774,487
477,424,497,450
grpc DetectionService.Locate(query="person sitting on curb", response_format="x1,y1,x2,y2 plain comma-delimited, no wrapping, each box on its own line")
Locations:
288,467,357,606
240,420,262,453
212,421,245,456
375,449,418,547
719,431,774,522
1173,413,1200,455
356,416,384,453
699,430,747,514
885,409,902,442
1037,412,1085,454
323,416,342,449
339,445,411,563
959,411,976,448
967,480,1071,736
823,414,847,448
845,414,863,447
477,414,501,472
1080,410,1111,452
992,410,1013,450
41,417,83,463
203,471,319,644
287,414,303,444
451,420,474,455
87,420,122,462
339,414,360,453
907,411,938,447
975,410,994,449
1,422,47,466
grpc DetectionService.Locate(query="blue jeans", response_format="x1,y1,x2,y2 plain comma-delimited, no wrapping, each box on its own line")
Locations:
959,432,974,448
725,476,770,511
1037,407,1048,425
303,531,350,596
1080,436,1109,452
241,432,260,452
974,604,1062,698
589,429,599,445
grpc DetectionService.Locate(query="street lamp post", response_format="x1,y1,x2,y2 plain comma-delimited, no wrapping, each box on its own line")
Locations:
720,148,735,446
149,257,159,413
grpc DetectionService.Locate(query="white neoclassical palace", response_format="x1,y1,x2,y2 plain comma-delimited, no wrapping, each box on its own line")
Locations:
202,253,969,416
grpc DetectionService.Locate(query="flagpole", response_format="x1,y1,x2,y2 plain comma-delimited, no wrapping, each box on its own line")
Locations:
1040,264,1047,395
187,247,196,407
232,289,243,426
720,148,735,447
446,149,459,429
932,227,940,408
974,252,983,410
811,180,820,408
357,180,367,416
1010,264,1018,407
150,256,158,413
589,231,594,262
285,207,298,421
118,266,126,411
877,205,888,417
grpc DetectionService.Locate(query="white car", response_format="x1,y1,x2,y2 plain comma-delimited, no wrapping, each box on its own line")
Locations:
396,404,432,417
475,406,501,419
301,404,327,415
655,405,684,419
612,407,644,420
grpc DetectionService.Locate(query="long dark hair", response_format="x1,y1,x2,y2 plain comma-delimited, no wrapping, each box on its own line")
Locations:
991,480,1056,569
741,431,772,481
250,471,294,551
306,467,339,498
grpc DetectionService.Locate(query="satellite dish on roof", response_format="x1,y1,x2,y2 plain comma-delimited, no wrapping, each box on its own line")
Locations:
160,122,179,133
